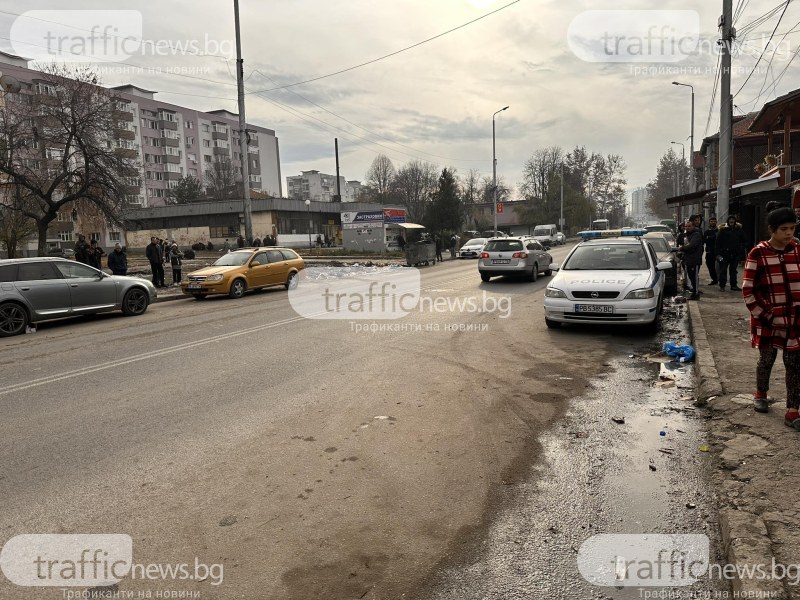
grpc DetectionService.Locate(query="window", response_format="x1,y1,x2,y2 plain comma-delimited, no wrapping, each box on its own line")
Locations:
166,180,180,189
57,212,71,222
189,168,197,177
251,252,269,265
249,174,261,183
158,111,176,122
209,226,227,238
185,120,194,129
186,136,194,146
161,129,179,139
280,249,299,260
90,232,100,242
35,83,57,96
201,124,210,133
202,139,211,148
46,147,64,161
187,153,197,162
59,232,73,241
109,231,121,242
214,140,228,149
212,124,228,134
252,158,258,169
55,261,100,279
0,264,17,282
266,250,285,263
166,163,182,173
18,262,61,281
164,147,181,156
204,155,212,163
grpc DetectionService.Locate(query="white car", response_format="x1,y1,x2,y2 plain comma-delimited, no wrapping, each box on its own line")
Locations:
459,238,488,258
543,233,672,330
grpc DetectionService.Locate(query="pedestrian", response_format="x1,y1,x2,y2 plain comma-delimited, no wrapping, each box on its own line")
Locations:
680,219,703,300
253,236,262,247
316,233,323,248
170,243,183,285
742,206,800,423
107,243,127,275
146,236,165,287
716,215,747,291
703,217,719,286
397,234,406,252
449,234,457,259
223,238,231,251
86,239,105,270
435,235,443,263
237,235,245,248
74,234,90,264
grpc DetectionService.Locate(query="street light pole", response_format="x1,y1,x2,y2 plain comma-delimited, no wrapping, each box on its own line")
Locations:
560,162,564,232
492,106,509,235
671,141,685,197
672,81,695,192
305,199,312,251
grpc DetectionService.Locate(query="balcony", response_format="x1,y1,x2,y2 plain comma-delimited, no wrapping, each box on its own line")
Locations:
211,130,228,141
163,154,181,164
164,171,183,181
161,137,180,148
212,146,230,156
158,120,178,131
115,128,136,141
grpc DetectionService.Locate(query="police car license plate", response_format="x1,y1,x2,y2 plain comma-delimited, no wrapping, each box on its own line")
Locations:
492,259,510,264
575,304,613,313
188,283,202,290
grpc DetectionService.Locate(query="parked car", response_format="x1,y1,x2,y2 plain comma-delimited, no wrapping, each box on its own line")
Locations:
543,236,672,330
555,231,566,245
181,247,305,299
644,224,672,234
643,232,678,295
47,247,75,258
458,238,488,258
532,224,559,247
480,230,508,238
0,257,156,337
479,237,553,282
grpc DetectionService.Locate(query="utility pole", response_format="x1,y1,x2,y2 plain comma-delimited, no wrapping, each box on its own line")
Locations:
492,106,508,234
234,0,253,243
334,138,342,202
717,0,734,222
560,162,564,232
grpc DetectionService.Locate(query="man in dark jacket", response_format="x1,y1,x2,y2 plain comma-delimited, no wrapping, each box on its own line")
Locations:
74,234,90,264
703,217,719,286
681,219,704,300
146,236,165,287
86,239,105,270
107,243,128,275
716,215,747,291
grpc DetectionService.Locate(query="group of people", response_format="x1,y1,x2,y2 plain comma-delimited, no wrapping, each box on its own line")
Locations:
146,236,183,287
222,235,278,251
676,214,747,300
75,234,128,276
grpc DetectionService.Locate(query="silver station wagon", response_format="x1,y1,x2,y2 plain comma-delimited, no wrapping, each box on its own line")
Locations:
0,258,157,337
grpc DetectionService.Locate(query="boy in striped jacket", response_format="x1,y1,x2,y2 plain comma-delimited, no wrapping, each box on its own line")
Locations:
742,207,800,426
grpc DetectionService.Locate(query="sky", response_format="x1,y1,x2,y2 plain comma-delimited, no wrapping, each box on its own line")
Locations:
0,0,797,201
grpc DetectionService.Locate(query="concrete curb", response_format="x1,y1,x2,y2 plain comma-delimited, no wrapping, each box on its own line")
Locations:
687,301,787,598
154,293,189,304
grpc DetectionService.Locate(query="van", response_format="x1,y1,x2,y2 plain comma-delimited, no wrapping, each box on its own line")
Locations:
532,224,558,247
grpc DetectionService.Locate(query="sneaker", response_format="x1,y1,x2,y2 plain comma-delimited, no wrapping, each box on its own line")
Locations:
719,285,726,291
730,286,741,291
754,397,770,413
785,410,800,429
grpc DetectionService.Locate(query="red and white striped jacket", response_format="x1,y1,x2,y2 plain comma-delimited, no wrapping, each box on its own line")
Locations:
742,239,800,352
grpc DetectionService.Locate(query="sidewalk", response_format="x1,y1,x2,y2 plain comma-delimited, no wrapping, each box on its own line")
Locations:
689,283,799,598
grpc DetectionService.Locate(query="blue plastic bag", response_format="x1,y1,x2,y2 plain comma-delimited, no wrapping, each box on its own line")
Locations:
662,341,695,363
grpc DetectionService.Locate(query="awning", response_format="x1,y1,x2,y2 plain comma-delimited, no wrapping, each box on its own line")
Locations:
395,223,425,229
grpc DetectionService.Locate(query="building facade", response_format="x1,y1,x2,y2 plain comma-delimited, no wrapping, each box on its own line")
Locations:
286,170,346,203
630,187,656,225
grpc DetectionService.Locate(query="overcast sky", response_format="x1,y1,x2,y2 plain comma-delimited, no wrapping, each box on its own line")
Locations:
1,0,797,200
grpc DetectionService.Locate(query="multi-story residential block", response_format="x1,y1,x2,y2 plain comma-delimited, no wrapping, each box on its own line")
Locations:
0,52,282,211
344,180,363,202
286,170,345,203
630,187,656,225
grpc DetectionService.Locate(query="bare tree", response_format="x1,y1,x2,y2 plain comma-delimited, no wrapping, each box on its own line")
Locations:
0,64,137,255
480,175,511,203
204,158,242,200
0,187,36,258
392,160,438,222
365,154,396,203
460,169,482,205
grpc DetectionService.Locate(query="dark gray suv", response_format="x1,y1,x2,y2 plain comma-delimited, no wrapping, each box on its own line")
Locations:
0,258,157,337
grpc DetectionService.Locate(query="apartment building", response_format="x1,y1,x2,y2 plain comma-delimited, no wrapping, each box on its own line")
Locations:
0,52,282,210
286,170,346,203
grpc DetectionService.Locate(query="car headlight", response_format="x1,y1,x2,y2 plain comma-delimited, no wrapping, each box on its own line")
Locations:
625,288,655,299
207,274,224,281
545,287,567,298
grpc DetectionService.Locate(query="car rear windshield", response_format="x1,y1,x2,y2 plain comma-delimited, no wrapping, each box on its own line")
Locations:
214,252,251,266
564,244,649,270
484,239,523,252
464,239,486,246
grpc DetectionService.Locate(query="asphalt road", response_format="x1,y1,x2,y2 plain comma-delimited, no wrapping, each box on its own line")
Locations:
0,246,725,599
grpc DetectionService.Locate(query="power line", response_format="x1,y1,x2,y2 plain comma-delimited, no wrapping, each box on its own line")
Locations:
733,0,790,98
247,0,521,93
705,53,723,137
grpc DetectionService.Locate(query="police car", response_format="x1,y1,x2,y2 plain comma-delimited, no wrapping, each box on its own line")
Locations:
543,229,673,330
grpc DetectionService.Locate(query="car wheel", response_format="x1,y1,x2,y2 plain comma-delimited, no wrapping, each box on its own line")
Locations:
285,272,298,290
544,266,552,277
0,302,28,337
228,278,247,299
530,263,538,282
121,288,149,316
480,273,491,282
545,317,562,329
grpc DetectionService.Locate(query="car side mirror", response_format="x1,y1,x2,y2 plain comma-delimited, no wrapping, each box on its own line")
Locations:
550,263,560,271
656,261,673,271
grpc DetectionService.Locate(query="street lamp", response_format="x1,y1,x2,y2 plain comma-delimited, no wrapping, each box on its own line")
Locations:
671,141,685,196
492,106,509,235
672,81,695,191
304,199,312,251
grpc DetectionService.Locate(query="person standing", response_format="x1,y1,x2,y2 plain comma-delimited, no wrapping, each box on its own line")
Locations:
86,239,105,270
681,219,703,300
716,215,747,291
435,235,444,263
237,235,245,248
74,234,90,264
742,206,800,423
253,236,262,247
397,234,406,252
703,217,719,286
146,236,165,287
170,243,183,285
107,243,128,275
